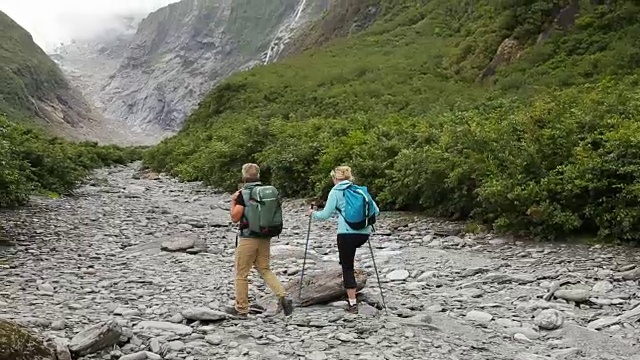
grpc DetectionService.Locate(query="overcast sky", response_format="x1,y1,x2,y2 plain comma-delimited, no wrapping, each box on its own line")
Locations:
0,0,181,51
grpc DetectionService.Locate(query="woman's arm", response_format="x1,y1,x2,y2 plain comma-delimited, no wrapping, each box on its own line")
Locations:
312,190,338,221
372,197,380,216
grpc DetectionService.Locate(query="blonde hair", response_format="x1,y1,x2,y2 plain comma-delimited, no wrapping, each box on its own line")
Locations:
330,166,354,182
242,163,260,182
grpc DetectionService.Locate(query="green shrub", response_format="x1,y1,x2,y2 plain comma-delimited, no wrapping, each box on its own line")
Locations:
0,116,145,208
144,0,640,242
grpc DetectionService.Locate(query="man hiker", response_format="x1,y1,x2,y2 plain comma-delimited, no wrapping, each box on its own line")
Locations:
225,163,294,318
308,165,380,314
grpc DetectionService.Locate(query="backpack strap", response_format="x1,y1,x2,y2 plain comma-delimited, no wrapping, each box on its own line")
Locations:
238,182,262,237
333,183,353,216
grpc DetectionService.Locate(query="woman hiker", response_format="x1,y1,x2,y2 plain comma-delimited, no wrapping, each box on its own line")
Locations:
307,166,380,314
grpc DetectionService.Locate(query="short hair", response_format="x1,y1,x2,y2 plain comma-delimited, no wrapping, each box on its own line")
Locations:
330,165,354,181
242,163,260,182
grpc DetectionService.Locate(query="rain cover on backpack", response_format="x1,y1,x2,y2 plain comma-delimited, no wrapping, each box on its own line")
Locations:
241,184,283,237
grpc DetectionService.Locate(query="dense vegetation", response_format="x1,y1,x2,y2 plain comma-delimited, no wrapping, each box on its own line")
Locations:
0,116,145,208
0,11,144,209
145,0,640,243
0,11,69,121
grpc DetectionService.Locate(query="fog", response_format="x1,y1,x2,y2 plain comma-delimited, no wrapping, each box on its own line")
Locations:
0,0,181,52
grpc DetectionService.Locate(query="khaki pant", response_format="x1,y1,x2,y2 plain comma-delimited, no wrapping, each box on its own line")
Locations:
234,236,286,314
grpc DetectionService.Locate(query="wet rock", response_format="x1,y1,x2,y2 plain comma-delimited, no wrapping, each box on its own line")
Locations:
68,320,122,356
0,319,56,360
534,309,564,330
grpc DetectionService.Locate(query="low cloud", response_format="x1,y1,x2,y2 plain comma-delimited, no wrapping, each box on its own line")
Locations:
0,0,180,51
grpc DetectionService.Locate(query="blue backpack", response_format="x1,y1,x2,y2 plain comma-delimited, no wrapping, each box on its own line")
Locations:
336,183,377,230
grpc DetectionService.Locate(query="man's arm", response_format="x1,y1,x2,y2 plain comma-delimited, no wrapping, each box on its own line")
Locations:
230,191,245,223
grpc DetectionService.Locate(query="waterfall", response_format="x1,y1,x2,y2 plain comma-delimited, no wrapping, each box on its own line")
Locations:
264,0,308,64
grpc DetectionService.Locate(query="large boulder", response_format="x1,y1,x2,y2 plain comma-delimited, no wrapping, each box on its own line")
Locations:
0,319,56,360
256,266,368,311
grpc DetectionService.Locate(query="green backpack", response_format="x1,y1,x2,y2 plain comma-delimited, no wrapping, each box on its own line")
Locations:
241,183,284,238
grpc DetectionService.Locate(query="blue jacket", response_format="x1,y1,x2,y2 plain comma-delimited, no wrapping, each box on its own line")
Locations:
311,180,380,234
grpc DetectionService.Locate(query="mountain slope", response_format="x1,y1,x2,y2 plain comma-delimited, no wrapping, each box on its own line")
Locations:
85,0,329,136
144,0,640,242
0,10,137,144
49,14,142,111
0,11,145,209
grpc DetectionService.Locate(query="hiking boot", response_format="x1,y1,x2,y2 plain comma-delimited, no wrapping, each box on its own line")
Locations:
223,306,248,319
249,304,266,314
345,303,358,314
278,296,294,316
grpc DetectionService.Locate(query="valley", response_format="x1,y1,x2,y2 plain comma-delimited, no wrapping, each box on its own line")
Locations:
1,1,640,359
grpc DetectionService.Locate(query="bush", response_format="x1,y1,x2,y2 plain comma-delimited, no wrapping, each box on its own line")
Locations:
0,116,145,208
143,1,640,242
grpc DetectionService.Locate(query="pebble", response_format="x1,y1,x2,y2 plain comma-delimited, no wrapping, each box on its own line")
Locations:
386,269,410,281
534,309,564,330
465,310,493,324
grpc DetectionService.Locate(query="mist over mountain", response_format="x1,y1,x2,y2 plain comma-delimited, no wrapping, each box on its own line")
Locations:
50,0,330,137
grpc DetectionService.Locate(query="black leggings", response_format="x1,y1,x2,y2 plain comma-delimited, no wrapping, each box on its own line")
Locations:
337,233,369,289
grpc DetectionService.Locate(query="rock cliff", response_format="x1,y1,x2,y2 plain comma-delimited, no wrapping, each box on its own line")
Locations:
52,0,329,138
0,11,141,145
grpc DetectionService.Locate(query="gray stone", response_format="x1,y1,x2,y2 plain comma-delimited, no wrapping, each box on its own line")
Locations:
257,267,367,308
205,334,222,345
465,310,493,324
534,309,564,330
504,327,540,340
135,321,193,335
53,337,72,360
50,320,66,330
307,351,328,360
386,269,410,281
69,320,122,356
161,238,195,252
181,308,227,321
38,283,54,294
119,352,148,360
592,280,613,293
554,289,591,302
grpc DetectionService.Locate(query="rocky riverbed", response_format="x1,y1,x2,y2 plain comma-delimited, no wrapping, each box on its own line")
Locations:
1,163,639,360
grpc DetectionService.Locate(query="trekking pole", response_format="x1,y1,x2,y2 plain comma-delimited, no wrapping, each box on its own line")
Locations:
298,204,313,300
367,235,388,315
